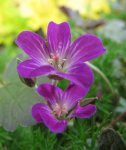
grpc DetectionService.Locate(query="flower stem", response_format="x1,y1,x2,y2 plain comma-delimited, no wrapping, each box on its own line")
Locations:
109,111,126,126
51,79,58,86
86,62,114,94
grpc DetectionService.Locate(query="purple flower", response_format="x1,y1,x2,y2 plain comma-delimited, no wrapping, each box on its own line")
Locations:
16,22,106,88
32,83,96,133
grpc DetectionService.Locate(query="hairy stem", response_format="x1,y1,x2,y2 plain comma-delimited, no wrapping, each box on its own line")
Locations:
86,62,114,94
51,79,58,86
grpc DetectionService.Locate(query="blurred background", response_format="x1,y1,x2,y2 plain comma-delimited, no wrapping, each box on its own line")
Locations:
0,0,126,72
0,0,126,150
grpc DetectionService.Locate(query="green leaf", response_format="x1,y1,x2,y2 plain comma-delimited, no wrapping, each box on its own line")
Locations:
0,82,41,131
0,57,48,131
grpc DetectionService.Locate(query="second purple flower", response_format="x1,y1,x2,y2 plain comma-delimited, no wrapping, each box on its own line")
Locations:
32,83,96,133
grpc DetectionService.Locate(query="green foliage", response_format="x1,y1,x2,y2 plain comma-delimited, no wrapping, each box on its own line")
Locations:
0,112,113,150
0,126,57,150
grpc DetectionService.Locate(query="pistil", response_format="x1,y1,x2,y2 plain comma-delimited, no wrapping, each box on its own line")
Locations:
48,52,66,71
53,103,68,119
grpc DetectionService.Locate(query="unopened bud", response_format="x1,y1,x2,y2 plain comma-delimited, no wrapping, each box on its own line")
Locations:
17,57,36,87
80,97,98,107
19,75,36,87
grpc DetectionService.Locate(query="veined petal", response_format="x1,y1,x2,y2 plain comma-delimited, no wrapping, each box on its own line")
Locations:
15,31,49,63
56,63,94,89
31,103,44,123
72,104,96,118
37,83,63,107
63,84,89,110
17,59,55,78
47,22,71,56
32,103,67,133
69,34,106,64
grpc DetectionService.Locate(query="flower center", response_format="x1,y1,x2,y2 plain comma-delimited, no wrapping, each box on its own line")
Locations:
48,52,66,71
53,103,68,119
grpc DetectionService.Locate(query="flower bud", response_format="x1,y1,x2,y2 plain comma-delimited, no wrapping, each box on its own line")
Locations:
80,97,98,107
18,75,36,88
17,57,36,87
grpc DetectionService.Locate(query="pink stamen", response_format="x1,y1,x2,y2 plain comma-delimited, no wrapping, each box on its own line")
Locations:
52,55,59,62
53,103,68,118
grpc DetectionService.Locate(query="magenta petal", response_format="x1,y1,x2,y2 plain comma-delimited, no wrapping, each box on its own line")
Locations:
63,84,89,110
73,104,96,118
37,83,63,107
32,103,67,133
31,103,44,123
69,34,106,63
56,63,94,89
15,31,49,62
47,22,71,55
17,59,55,78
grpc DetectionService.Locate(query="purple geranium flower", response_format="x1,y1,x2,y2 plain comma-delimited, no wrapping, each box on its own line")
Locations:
32,83,96,133
16,21,106,88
